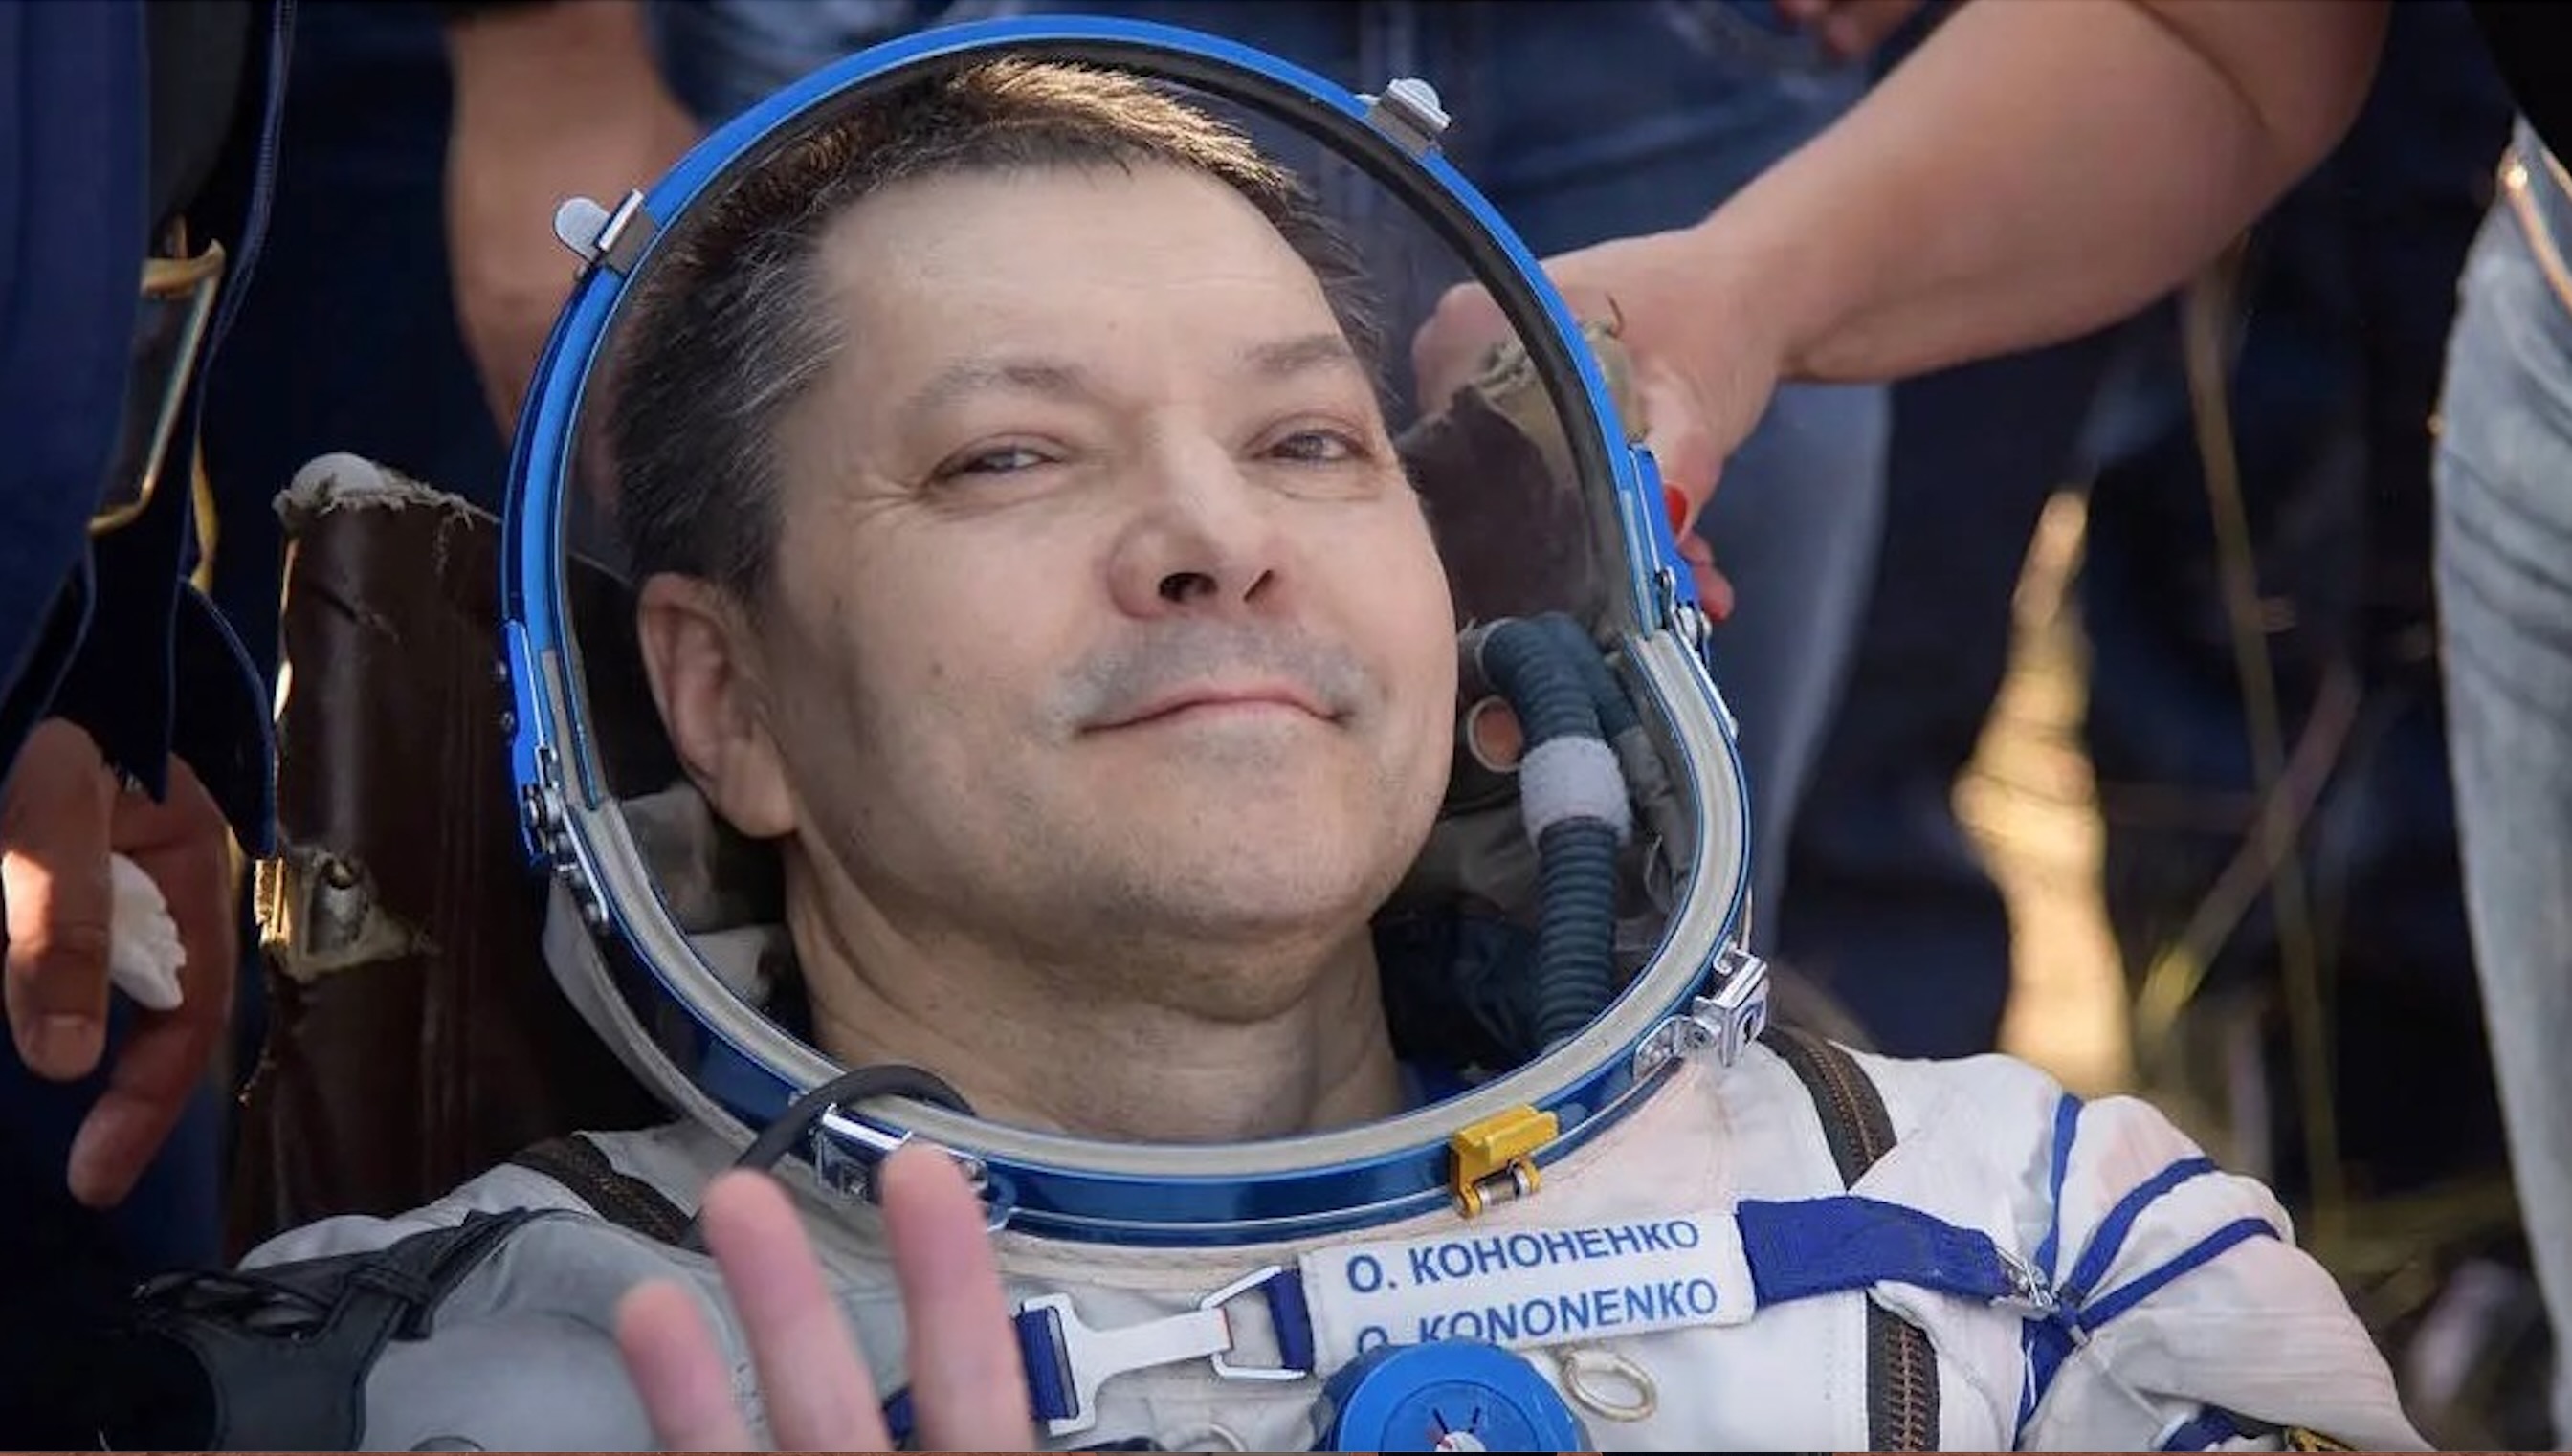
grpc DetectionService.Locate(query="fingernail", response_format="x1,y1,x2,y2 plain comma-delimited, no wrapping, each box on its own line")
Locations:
1704,572,1739,622
68,1105,142,1208
1663,485,1692,536
23,1013,102,1078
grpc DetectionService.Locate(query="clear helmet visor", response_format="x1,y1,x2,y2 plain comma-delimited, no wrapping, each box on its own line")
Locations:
504,17,1759,1244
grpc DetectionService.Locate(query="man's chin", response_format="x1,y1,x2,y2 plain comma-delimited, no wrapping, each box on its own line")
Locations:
1101,843,1394,940
1080,745,1358,821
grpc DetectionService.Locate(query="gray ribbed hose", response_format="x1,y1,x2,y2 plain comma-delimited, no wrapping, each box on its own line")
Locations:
1465,615,1635,1049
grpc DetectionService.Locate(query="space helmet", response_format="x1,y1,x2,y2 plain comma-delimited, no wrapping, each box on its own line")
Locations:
500,14,1764,1250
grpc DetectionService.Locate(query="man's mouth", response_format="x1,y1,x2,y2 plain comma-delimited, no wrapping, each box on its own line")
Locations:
1092,681,1336,730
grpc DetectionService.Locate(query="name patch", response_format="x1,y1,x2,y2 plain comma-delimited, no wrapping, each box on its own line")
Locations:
1297,1212,1756,1368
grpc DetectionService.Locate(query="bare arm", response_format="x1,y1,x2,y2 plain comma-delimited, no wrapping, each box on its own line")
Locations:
442,0,702,433
1704,0,2392,383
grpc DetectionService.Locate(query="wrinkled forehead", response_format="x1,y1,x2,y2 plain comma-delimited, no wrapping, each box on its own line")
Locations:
805,164,1378,421
817,162,1325,304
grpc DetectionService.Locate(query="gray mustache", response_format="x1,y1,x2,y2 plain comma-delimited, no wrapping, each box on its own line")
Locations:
1056,624,1376,728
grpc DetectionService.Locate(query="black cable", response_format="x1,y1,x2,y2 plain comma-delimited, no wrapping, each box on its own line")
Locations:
677,1063,976,1252
731,1062,976,1177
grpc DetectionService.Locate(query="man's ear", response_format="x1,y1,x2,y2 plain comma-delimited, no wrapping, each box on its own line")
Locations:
633,574,797,839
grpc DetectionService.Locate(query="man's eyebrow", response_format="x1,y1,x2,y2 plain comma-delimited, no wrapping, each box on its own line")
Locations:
898,357,1097,421
898,333,1362,421
1238,331,1364,382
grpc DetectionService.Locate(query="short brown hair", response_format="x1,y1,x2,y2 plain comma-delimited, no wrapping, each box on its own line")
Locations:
603,58,1383,600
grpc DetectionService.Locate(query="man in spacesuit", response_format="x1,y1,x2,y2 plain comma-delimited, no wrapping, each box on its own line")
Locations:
125,28,2421,1454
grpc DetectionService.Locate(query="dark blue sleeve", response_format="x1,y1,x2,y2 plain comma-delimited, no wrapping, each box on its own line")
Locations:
0,0,282,853
0,0,149,766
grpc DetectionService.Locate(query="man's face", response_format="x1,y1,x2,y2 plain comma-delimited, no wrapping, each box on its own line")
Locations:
666,163,1458,1012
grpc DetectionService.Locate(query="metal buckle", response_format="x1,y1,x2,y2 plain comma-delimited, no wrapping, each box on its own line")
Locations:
1200,1264,1307,1382
1020,1265,1306,1437
95,231,227,537
1995,1246,2061,1318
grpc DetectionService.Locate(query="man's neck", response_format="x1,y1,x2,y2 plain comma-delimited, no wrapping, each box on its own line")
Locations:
785,883,1407,1144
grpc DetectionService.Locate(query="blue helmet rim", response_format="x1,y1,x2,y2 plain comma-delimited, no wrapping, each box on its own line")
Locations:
499,15,1749,1246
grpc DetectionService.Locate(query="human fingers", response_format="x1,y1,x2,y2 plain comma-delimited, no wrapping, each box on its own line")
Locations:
876,1144,1033,1451
68,758,236,1207
698,1169,894,1450
616,1277,763,1451
1,720,117,1080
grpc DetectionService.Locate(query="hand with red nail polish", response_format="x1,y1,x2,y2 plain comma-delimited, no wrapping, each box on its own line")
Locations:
1413,230,1773,620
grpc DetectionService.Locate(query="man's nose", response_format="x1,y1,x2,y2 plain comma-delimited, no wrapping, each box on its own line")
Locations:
1104,440,1287,617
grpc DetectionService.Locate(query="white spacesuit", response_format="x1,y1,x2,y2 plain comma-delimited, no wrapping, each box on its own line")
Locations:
242,1030,2421,1450
122,18,2423,1452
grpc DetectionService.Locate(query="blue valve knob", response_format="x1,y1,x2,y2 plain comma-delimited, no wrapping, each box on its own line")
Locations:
1312,1340,1589,1451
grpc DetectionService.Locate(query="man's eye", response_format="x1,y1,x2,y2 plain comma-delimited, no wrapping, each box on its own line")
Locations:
1266,429,1364,464
939,445,1051,478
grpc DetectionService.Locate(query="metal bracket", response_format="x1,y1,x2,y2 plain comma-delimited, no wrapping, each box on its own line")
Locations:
810,1107,1011,1231
1361,77,1451,157
1654,564,1712,656
1653,563,1738,739
553,189,658,276
1631,943,1772,1081
518,744,606,930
